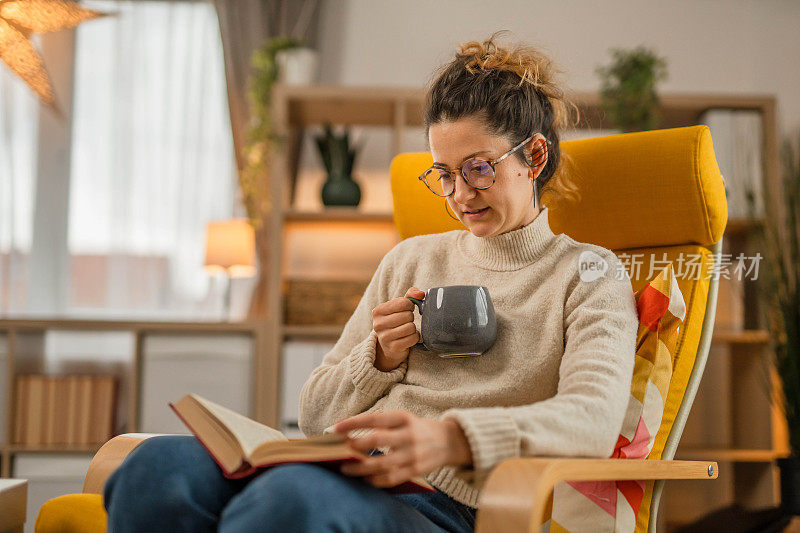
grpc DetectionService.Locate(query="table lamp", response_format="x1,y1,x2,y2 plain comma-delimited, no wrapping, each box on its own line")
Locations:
204,219,256,319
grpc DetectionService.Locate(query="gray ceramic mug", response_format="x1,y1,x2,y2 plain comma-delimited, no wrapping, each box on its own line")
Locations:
407,285,497,358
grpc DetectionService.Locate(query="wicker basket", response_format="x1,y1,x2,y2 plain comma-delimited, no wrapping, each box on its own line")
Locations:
284,279,369,325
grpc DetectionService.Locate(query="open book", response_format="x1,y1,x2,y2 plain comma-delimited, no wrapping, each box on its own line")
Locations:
170,394,434,494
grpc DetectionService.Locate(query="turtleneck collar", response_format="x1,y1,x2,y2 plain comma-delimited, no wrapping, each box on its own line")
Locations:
457,206,557,271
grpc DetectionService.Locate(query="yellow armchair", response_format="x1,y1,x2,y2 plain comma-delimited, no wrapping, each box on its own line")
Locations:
36,125,724,533
392,124,725,532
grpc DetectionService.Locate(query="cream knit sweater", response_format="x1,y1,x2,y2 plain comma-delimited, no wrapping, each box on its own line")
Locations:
298,207,638,508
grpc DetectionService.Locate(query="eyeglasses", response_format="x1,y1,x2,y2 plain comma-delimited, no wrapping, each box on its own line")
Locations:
418,135,550,197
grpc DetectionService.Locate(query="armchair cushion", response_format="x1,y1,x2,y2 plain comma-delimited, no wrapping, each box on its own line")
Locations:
546,265,685,532
35,494,106,533
391,126,727,249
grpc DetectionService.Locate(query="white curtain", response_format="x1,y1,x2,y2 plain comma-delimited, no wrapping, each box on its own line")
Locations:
0,67,38,314
68,0,240,319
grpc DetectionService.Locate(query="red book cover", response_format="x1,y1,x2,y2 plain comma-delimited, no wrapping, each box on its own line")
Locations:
168,400,434,495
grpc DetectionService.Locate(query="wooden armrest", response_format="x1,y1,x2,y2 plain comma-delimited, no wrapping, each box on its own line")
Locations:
475,458,718,533
82,434,169,494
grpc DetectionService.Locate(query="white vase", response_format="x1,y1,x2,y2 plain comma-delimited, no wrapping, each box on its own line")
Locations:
276,47,319,85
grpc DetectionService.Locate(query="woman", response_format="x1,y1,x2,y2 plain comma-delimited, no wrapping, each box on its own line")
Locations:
104,36,637,533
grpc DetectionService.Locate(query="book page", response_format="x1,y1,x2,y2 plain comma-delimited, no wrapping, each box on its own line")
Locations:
191,394,288,458
251,437,355,466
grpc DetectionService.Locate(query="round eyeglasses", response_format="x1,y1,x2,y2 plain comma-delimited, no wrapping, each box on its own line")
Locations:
418,135,550,197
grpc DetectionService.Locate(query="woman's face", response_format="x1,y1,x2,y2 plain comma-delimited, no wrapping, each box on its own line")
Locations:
428,116,547,238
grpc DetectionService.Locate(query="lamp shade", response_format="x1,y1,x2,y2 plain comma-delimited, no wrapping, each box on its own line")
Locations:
204,219,256,276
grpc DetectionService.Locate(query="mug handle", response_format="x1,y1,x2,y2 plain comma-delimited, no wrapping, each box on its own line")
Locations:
407,296,427,350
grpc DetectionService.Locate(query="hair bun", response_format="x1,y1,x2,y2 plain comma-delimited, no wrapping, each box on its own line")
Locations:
457,35,552,89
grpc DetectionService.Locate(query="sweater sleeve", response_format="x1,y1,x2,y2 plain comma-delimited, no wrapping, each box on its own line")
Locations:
439,250,638,486
298,246,409,437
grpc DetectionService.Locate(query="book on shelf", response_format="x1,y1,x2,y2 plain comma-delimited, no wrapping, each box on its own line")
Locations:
699,108,764,219
170,393,435,494
14,374,117,446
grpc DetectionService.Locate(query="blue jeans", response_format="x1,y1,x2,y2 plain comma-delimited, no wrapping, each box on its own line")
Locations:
104,435,476,532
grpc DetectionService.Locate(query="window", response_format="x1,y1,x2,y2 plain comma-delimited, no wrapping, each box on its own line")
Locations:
1,1,239,319
0,65,39,313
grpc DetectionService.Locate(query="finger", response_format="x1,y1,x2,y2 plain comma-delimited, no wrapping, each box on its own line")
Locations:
340,451,411,477
405,287,425,299
381,322,418,343
373,310,414,330
347,429,412,453
384,329,420,353
375,297,415,316
335,411,410,434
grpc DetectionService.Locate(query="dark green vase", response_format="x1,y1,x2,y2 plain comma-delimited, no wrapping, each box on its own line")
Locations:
321,173,361,206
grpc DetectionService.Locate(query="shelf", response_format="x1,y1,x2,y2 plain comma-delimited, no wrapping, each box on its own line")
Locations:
280,326,771,344
2,444,102,454
284,212,762,230
712,329,770,344
274,85,426,127
274,85,778,131
285,209,394,223
282,325,343,340
0,319,274,433
726,217,763,236
0,318,263,333
676,448,786,462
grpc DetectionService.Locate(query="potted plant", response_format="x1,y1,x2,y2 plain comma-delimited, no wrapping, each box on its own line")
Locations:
240,36,304,229
275,46,319,85
314,124,363,207
750,129,800,514
595,46,668,133
239,36,308,318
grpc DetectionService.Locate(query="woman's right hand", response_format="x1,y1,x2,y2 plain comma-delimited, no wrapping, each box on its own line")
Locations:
372,287,425,372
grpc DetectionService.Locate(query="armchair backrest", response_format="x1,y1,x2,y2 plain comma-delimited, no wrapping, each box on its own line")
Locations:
390,125,727,532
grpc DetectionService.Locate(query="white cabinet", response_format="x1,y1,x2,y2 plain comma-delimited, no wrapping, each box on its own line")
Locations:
140,333,254,434
280,341,334,437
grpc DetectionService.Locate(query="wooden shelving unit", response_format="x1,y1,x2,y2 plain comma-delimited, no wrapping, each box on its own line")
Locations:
662,98,784,527
282,324,343,340
2,444,103,454
0,319,269,478
285,209,394,223
265,86,783,528
677,448,786,463
712,329,770,344
725,217,764,236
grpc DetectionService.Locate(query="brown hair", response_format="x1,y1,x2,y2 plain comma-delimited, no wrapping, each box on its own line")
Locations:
424,33,581,206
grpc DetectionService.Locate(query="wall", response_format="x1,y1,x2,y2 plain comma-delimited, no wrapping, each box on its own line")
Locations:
287,0,800,277
315,0,800,140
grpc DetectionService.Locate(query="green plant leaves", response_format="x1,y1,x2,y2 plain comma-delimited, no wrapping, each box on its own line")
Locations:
314,123,359,178
239,36,304,228
595,46,668,133
750,129,800,454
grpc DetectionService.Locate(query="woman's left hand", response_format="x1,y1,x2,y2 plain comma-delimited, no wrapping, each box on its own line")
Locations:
335,411,472,488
